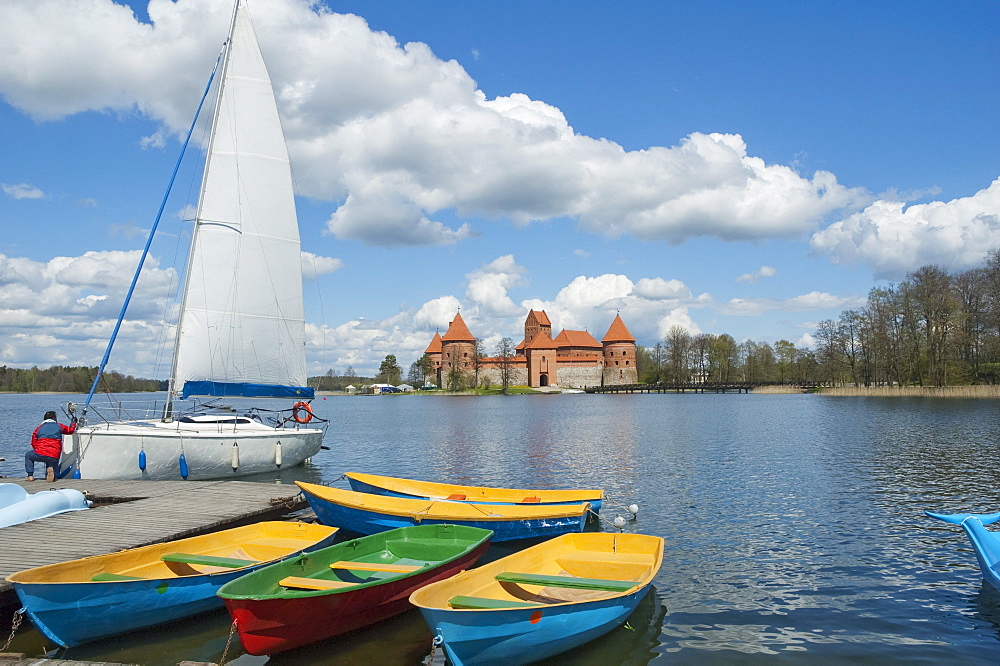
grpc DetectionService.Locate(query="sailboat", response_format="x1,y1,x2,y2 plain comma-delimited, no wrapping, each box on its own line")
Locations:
60,0,326,480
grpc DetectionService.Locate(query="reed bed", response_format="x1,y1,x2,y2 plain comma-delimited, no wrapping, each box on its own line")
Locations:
818,385,1000,398
751,386,808,394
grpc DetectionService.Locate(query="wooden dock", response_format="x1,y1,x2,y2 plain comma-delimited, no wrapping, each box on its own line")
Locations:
0,479,308,618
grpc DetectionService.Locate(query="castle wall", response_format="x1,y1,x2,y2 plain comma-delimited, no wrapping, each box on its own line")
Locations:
603,365,639,385
557,365,603,388
477,366,528,388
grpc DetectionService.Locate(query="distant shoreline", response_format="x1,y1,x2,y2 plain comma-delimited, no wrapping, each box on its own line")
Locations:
754,385,1000,398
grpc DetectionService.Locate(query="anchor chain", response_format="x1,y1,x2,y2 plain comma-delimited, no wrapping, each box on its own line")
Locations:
218,617,238,665
1,608,24,653
425,633,443,665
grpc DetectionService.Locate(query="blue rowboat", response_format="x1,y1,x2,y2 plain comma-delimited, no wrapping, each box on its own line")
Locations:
409,532,664,665
5,521,339,647
296,482,591,542
926,510,1000,590
345,471,604,513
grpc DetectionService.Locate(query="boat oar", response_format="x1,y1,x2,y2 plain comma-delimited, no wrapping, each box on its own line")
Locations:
925,510,1000,526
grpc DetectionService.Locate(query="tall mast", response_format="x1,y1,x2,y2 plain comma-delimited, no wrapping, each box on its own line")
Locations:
163,0,243,421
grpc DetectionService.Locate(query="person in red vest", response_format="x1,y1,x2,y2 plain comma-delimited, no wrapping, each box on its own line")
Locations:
26,410,76,482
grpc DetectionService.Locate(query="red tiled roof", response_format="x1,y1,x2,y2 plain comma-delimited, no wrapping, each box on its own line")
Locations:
441,312,475,342
529,309,551,326
553,329,601,349
602,315,635,343
524,331,557,349
424,332,442,354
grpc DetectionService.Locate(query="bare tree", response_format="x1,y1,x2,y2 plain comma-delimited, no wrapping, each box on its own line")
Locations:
496,337,515,394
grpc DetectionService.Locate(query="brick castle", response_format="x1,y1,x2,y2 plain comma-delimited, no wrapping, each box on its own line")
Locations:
424,309,638,389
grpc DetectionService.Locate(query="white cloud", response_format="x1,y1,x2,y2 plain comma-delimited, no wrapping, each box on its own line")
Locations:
633,277,690,300
811,177,1000,278
2,182,44,199
300,251,343,280
718,291,863,317
463,254,527,317
0,0,867,250
735,265,777,284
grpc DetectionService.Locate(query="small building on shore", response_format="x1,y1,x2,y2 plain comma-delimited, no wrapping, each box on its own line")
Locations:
424,309,638,389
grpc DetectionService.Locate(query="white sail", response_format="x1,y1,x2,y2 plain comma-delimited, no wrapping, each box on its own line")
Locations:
64,0,325,481
172,0,307,399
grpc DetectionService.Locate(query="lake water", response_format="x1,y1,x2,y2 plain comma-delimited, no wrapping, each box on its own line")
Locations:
3,391,1000,664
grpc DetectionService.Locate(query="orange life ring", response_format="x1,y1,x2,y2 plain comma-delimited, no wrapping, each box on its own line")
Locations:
292,401,314,424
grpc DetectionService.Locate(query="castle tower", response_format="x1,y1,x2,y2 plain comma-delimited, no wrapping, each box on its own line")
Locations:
424,332,443,386
440,312,476,385
602,314,637,385
524,330,557,387
523,310,552,347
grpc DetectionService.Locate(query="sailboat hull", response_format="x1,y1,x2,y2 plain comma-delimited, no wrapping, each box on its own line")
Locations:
63,423,323,480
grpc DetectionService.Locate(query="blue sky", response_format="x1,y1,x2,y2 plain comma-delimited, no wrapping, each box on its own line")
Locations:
0,0,998,379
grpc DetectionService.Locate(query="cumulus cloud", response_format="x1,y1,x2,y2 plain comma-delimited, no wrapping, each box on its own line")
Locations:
811,178,1000,278
0,251,177,370
300,251,343,280
717,291,863,317
735,265,777,284
0,0,866,250
2,182,44,199
464,254,527,317
0,249,346,375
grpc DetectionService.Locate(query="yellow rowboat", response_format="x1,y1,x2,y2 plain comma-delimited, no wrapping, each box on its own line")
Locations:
6,521,339,647
345,471,604,511
410,532,664,665
297,482,592,542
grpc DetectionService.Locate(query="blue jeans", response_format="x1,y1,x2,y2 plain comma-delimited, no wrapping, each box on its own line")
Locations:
25,451,59,477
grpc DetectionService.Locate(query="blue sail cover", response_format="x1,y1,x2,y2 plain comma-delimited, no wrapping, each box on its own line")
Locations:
181,381,314,400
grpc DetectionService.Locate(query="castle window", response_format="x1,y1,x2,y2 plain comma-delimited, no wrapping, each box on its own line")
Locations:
615,361,619,366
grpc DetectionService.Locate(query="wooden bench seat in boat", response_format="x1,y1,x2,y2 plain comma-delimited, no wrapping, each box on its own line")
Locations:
495,572,638,592
91,572,145,582
445,493,467,500
161,553,258,568
328,560,421,573
278,576,357,591
448,595,542,609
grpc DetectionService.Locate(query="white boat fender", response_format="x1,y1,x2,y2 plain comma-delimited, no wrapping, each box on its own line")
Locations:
231,442,239,470
628,503,639,519
179,453,189,479
613,515,627,530
275,441,282,467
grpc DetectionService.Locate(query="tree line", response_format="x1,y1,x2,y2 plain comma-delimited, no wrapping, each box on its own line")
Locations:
811,251,1000,387
0,365,165,393
637,251,1000,388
